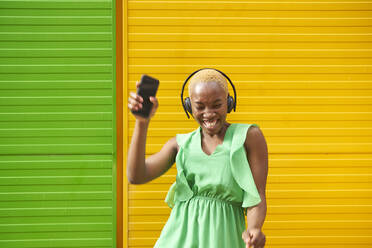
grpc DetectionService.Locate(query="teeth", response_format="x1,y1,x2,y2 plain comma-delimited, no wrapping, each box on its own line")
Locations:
204,120,217,128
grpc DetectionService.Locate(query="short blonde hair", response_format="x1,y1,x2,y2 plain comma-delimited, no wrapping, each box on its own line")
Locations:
188,69,228,97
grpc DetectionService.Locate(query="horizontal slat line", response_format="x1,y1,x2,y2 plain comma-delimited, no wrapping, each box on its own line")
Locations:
128,235,372,239
5,0,111,1
131,111,372,113
0,16,111,18
128,1,372,3
131,189,372,193
0,48,111,51
270,204,372,207
142,96,372,99
0,160,112,163
0,128,111,130
130,204,372,208
130,49,372,51
0,40,112,42
0,144,112,146
268,220,372,222
0,207,112,210
131,65,372,67
130,220,372,223
270,174,372,176
0,176,111,178
130,80,372,82
0,238,112,242
0,64,112,66
0,32,112,34
0,81,111,82
0,191,112,194
272,158,372,160
130,17,372,20
0,222,112,226
130,33,372,35
0,112,112,114
269,235,372,238
0,97,111,99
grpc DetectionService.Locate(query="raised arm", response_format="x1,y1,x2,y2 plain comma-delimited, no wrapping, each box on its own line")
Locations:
127,83,178,184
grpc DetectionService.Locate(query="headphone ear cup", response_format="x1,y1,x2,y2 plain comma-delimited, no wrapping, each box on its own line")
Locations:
184,97,192,115
227,95,234,113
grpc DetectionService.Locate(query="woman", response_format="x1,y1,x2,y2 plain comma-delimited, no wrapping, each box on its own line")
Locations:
127,69,268,248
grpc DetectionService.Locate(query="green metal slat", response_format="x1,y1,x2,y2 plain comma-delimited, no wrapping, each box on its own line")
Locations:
0,49,112,57
0,185,113,193
0,240,113,248
0,144,113,155
0,113,113,121
0,41,113,49
0,192,112,201
0,128,113,137
0,74,112,81
0,223,113,233
0,96,113,105
0,17,112,25
0,1,112,9
0,65,113,74
0,84,112,91
0,168,112,176
0,33,112,41
0,58,113,65
0,26,112,32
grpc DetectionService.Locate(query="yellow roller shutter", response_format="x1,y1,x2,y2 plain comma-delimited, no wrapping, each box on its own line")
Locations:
124,0,372,247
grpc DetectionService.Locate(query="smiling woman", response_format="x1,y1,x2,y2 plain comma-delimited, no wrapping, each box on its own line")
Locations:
127,68,268,248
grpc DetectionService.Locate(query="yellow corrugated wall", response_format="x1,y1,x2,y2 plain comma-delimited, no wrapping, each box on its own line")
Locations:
124,0,372,247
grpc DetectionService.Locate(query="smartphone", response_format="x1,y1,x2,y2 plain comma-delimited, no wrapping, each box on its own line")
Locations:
131,74,159,118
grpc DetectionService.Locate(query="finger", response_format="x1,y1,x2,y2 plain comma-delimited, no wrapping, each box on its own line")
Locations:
242,231,250,242
136,81,140,88
149,96,158,107
129,92,143,103
128,97,142,109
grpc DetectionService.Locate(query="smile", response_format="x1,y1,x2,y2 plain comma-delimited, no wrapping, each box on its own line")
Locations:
203,119,218,128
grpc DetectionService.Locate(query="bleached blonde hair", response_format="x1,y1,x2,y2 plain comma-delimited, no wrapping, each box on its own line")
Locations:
188,69,228,97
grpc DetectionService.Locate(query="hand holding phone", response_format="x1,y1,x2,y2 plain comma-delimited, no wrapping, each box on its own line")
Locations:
130,74,159,119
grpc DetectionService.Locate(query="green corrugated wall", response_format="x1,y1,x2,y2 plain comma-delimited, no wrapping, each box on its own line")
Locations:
0,0,117,247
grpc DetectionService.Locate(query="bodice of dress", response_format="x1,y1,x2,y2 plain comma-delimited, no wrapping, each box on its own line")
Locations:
165,123,262,212
182,124,244,205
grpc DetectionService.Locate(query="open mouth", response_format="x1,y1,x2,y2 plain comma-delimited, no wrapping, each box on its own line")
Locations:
203,119,218,129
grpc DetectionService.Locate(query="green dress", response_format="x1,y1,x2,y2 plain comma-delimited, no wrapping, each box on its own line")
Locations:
154,123,262,248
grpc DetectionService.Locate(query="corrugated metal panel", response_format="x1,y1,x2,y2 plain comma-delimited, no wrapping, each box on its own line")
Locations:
0,0,117,247
126,0,372,247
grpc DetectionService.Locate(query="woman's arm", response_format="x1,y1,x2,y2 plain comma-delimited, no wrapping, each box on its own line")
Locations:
127,85,178,184
242,125,268,248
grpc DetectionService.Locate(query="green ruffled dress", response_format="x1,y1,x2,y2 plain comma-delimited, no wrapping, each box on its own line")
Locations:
154,123,262,248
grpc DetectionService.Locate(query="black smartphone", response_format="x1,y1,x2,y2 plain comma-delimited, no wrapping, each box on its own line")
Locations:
131,74,159,118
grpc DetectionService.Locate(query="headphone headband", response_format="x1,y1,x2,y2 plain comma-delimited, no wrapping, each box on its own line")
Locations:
180,68,237,119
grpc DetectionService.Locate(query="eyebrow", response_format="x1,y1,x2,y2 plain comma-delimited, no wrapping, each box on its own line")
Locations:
194,99,222,104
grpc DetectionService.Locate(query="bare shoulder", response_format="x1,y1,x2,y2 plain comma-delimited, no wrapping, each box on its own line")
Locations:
244,125,267,152
165,136,179,153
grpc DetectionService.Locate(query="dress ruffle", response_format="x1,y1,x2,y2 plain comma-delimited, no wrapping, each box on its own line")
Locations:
165,132,194,208
229,124,262,214
165,124,262,213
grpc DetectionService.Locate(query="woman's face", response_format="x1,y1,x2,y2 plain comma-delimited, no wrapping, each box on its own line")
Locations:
189,81,228,135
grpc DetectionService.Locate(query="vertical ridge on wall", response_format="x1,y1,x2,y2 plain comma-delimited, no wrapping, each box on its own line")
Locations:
0,0,117,247
126,0,372,247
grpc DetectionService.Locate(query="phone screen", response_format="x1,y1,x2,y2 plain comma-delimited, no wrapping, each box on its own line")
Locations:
131,74,159,118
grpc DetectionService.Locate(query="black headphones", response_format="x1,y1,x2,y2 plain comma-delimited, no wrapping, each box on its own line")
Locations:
180,68,237,119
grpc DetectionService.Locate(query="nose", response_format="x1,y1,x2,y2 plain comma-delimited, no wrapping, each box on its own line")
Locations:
202,108,216,118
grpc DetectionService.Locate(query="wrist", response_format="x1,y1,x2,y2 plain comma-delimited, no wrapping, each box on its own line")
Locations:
135,119,150,127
